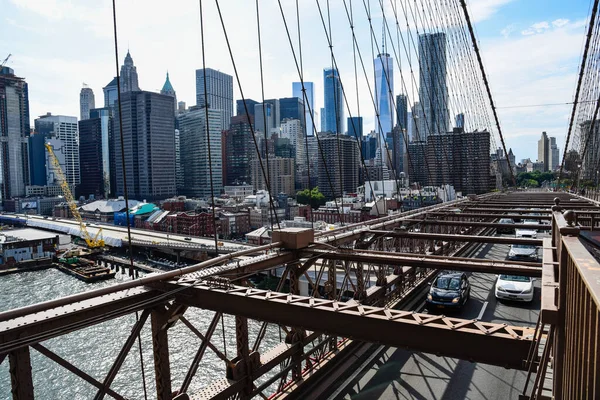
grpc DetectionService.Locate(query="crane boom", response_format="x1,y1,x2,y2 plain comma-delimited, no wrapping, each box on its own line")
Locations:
44,143,104,248
0,54,11,69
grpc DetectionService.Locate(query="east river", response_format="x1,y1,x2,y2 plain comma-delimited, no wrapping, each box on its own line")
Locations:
0,268,283,399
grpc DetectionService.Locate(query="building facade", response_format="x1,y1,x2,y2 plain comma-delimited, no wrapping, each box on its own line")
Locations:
120,51,140,93
79,85,95,121
323,68,344,134
179,106,223,199
251,157,295,196
236,99,258,119
317,133,359,198
0,67,30,200
538,131,550,171
374,40,394,166
549,136,560,171
418,33,449,140
225,115,254,186
396,94,408,134
254,99,280,134
78,108,111,198
160,72,177,115
196,68,233,131
347,116,363,139
292,81,316,136
113,91,176,200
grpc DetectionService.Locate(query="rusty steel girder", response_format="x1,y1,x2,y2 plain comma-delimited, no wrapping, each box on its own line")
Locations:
159,281,534,370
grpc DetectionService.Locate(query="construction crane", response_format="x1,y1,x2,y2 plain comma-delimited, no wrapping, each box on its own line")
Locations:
1,54,11,69
44,143,105,249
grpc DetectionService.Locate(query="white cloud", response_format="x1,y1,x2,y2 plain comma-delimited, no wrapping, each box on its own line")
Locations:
521,21,552,35
552,18,570,28
468,0,515,22
500,24,516,38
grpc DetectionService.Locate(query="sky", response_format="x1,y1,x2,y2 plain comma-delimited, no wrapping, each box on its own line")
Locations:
0,0,593,163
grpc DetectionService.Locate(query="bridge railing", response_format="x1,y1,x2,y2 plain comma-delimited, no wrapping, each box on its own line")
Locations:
551,206,600,399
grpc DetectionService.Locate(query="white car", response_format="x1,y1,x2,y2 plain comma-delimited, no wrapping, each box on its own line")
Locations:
495,275,535,302
507,244,538,260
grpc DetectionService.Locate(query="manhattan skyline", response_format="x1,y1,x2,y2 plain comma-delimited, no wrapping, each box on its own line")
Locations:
0,0,592,161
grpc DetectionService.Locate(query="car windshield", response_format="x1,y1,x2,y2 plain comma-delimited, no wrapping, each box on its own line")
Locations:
500,275,531,282
513,244,536,249
435,277,461,290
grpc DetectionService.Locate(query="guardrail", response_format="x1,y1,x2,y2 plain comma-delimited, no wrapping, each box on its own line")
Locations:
547,200,600,399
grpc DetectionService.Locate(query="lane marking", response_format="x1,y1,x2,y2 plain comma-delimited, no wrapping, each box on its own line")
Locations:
477,301,489,321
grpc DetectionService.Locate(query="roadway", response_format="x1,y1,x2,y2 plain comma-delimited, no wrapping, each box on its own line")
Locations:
0,213,253,252
334,232,542,400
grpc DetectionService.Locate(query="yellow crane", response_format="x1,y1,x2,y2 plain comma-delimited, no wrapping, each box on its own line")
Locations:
45,143,105,249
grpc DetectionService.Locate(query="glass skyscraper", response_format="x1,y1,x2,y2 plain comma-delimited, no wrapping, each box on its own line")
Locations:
196,68,233,131
375,41,393,166
323,68,344,134
293,82,316,136
347,116,363,139
418,32,448,140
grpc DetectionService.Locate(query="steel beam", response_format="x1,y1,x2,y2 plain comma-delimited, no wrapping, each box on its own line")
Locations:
9,346,34,400
366,230,544,245
151,307,173,400
300,249,542,277
163,281,533,370
0,288,167,355
426,212,552,220
401,219,551,230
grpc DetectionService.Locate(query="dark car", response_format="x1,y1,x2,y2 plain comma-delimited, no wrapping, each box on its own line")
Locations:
426,272,471,309
497,218,515,234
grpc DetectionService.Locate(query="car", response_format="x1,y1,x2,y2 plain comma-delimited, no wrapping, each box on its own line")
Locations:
497,218,515,233
495,275,535,302
515,227,537,239
184,237,192,241
426,272,471,309
507,243,538,260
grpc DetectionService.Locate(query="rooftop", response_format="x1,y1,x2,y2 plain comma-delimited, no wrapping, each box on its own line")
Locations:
0,228,58,244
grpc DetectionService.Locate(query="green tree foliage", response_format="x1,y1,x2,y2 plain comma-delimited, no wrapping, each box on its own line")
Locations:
516,171,555,187
296,187,327,209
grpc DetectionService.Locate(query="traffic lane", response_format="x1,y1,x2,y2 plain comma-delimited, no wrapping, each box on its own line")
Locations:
340,241,539,399
342,271,534,399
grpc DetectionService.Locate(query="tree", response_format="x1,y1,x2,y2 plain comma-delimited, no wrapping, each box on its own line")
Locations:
296,187,327,209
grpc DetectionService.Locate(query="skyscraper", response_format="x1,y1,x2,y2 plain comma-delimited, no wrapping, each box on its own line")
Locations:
279,97,304,127
538,131,550,171
225,115,255,186
196,68,233,131
0,66,30,199
120,50,140,93
317,133,359,198
549,137,560,171
418,33,448,140
35,114,80,188
78,108,111,198
160,71,177,114
113,91,176,200
347,117,363,139
323,68,344,133
374,38,394,166
236,99,259,119
396,94,408,133
254,100,280,134
80,85,95,120
103,77,118,108
293,82,316,136
455,113,465,129
179,106,223,199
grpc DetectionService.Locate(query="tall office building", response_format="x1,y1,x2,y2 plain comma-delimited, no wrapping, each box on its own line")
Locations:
251,157,295,196
323,68,344,133
293,82,316,136
396,94,408,133
179,106,222,199
0,67,30,200
374,38,394,166
78,108,111,198
455,113,465,129
120,51,140,93
113,91,176,200
254,99,280,134
427,128,491,194
236,99,259,120
320,108,326,133
160,72,177,114
538,131,550,171
279,97,304,128
411,102,425,142
391,125,404,177
80,85,95,120
407,141,428,186
578,121,599,179
317,133,359,199
225,115,254,186
196,68,233,131
103,77,118,108
549,136,560,171
418,33,448,140
347,117,363,139
35,114,80,188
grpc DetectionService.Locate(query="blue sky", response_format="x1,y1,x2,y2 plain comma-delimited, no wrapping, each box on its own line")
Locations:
0,0,594,163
